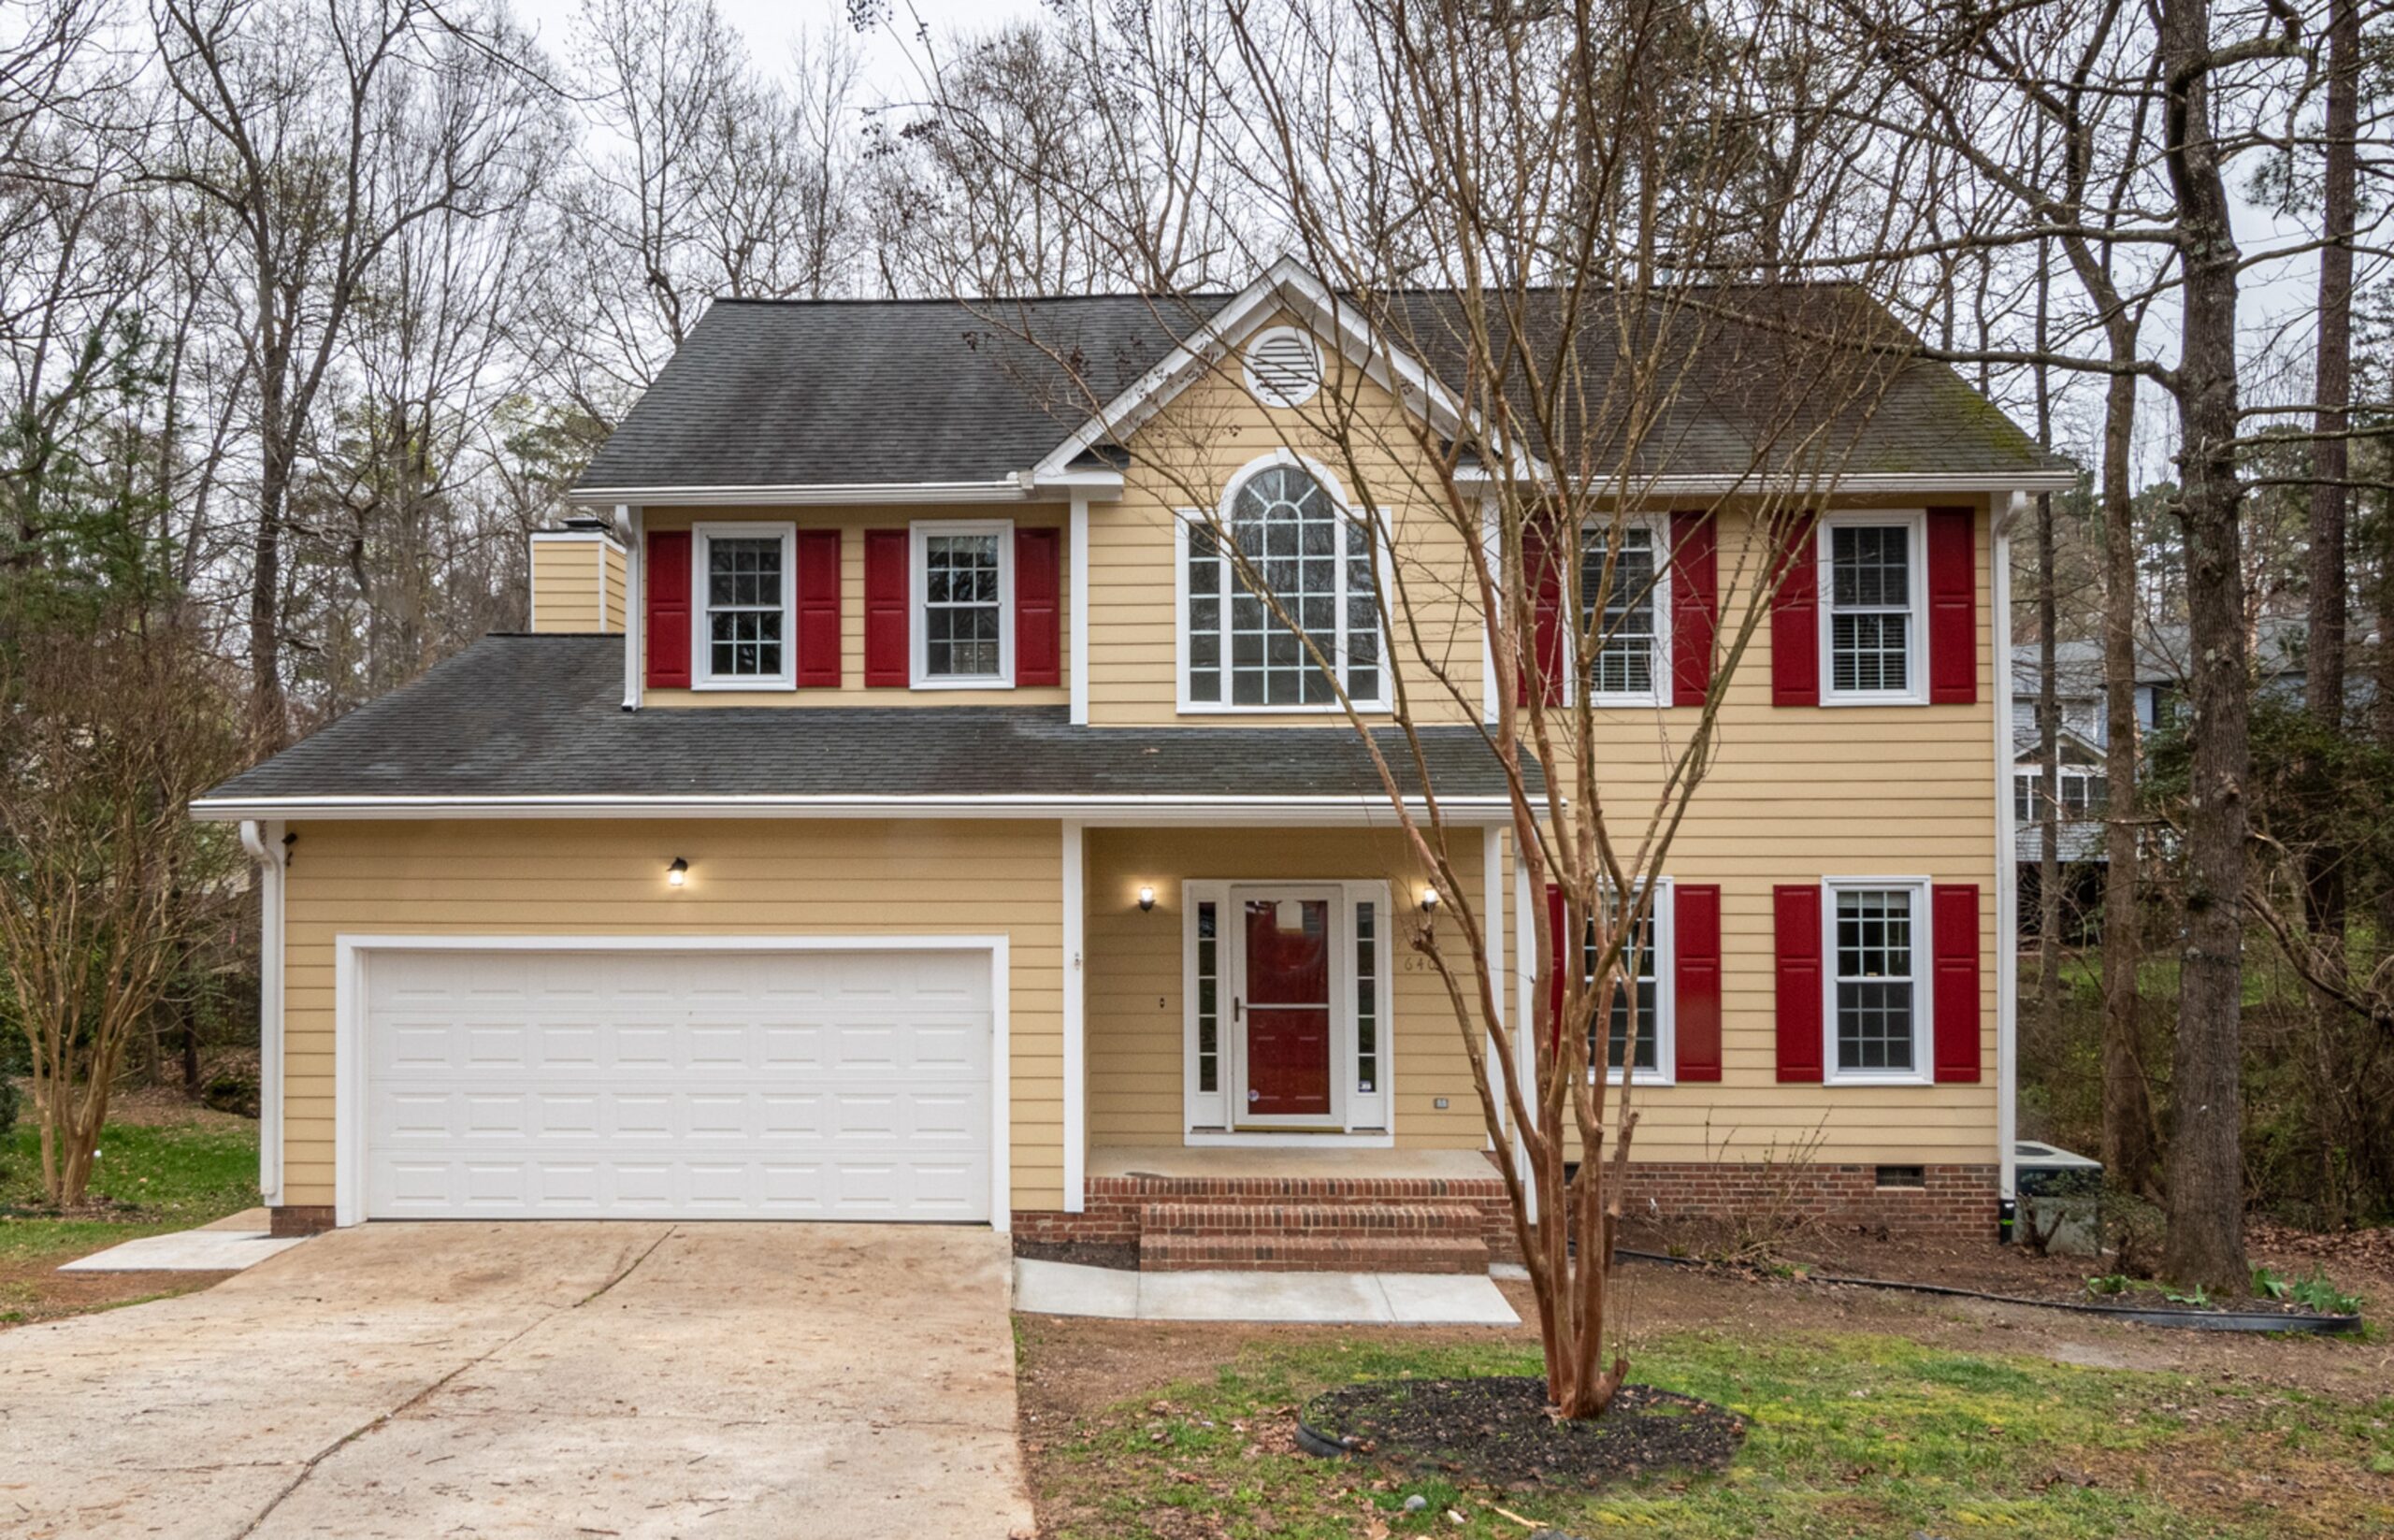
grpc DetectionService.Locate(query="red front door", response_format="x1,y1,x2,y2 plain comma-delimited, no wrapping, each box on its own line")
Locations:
1242,897,1333,1116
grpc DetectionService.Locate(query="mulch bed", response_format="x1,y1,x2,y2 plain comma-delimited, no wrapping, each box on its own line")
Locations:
1299,1376,1745,1490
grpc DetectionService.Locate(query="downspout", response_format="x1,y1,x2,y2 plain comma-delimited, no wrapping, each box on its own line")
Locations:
1993,497,2022,1214
239,819,285,1208
615,504,642,711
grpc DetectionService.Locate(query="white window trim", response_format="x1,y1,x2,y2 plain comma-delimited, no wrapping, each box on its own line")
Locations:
1173,453,1392,716
1817,509,1929,707
1577,512,1673,709
1821,875,1934,1086
1581,876,1676,1086
910,518,1015,689
2014,767,2105,818
691,521,797,690
1180,878,1393,1142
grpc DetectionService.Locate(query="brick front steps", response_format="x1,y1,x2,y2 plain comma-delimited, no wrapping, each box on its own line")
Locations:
1010,1170,1516,1274
1139,1202,1492,1273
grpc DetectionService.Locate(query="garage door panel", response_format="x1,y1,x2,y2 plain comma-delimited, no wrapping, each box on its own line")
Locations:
364,947,992,1221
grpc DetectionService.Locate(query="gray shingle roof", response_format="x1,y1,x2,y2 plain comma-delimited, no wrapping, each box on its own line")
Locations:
198,636,1537,807
570,283,2067,492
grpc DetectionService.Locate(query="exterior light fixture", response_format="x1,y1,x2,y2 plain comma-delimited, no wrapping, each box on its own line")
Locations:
1137,885,1157,913
1420,885,1439,914
667,856,688,887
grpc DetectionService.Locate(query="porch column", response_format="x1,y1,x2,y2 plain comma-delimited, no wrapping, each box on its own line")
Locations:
1062,820,1086,1212
1482,824,1505,1141
1513,842,1538,1221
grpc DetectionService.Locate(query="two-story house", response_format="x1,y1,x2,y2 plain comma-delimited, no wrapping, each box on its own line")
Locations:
196,261,2072,1268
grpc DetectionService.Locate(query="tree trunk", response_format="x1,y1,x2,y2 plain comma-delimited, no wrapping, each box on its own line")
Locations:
2035,254,2063,1043
2301,0,2357,941
2098,363,2158,1194
2157,0,2252,1292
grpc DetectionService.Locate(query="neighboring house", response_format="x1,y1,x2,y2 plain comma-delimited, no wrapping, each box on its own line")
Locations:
195,259,2072,1267
2007,619,2315,869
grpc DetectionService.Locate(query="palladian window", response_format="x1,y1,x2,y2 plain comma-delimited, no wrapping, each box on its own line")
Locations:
1185,465,1383,709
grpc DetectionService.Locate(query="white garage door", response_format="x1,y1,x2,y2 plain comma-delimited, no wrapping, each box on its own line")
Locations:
364,946,993,1221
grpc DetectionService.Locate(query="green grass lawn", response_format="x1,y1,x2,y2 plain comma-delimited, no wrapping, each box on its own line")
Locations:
0,1114,261,1265
1027,1331,2394,1539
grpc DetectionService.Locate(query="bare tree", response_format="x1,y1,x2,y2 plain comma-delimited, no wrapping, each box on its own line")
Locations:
143,0,552,748
934,0,1939,1418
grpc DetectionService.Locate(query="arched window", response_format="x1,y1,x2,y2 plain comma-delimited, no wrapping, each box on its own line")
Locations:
1184,464,1382,709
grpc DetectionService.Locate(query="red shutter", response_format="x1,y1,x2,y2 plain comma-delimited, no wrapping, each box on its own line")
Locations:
1769,517,1818,707
1521,519,1565,706
1926,507,1977,704
1014,525,1061,685
1546,883,1567,1052
644,529,691,689
1773,884,1824,1082
793,528,842,686
1670,511,1717,706
863,528,909,686
1931,884,1983,1083
1673,884,1723,1082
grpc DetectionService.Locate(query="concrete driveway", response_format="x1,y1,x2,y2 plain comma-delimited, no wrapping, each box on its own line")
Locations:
0,1223,1033,1539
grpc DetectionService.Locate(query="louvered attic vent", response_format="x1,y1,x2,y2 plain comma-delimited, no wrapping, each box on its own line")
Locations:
1243,326,1322,408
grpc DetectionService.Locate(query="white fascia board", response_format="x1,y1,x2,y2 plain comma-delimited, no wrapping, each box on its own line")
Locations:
1031,256,1501,481
569,479,1051,508
1456,468,2080,496
189,793,1527,826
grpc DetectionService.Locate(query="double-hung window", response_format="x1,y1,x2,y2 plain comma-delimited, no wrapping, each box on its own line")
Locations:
2014,768,2109,820
912,521,1012,686
694,523,795,688
1182,462,1386,711
1824,879,1930,1082
1820,512,1926,704
1580,518,1668,704
1579,881,1674,1081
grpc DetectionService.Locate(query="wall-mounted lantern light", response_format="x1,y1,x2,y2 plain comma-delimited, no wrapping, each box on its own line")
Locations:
668,856,689,887
1137,885,1157,913
1419,885,1439,914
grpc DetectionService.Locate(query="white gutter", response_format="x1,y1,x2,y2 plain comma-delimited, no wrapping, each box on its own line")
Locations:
238,819,284,1209
1455,468,2080,496
190,793,1528,826
1993,496,2021,1210
1068,492,1091,725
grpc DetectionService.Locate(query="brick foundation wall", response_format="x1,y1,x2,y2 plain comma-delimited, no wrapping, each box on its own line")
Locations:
269,1204,336,1236
1012,1160,1999,1259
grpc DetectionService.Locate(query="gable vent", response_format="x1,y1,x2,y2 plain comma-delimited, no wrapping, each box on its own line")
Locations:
1243,327,1322,409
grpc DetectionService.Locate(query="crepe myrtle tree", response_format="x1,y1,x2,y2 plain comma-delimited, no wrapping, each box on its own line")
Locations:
911,0,1936,1417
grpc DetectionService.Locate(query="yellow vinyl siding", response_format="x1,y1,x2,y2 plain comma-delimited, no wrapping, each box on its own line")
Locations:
276,818,1066,1212
639,506,1071,707
602,540,627,630
528,534,618,633
1085,826,1493,1152
1091,312,1486,726
1536,498,1999,1164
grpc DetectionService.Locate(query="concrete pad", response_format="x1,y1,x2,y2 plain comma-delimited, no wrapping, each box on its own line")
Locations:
1014,1259,1521,1325
1377,1272,1521,1325
58,1226,309,1273
0,1222,1032,1540
1015,1256,1141,1317
1138,1267,1394,1322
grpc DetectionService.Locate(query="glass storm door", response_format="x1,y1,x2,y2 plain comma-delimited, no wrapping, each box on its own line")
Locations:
1237,891,1335,1117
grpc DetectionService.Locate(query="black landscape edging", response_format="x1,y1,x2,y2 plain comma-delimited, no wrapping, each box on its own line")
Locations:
1293,1419,1358,1459
1613,1248,2364,1335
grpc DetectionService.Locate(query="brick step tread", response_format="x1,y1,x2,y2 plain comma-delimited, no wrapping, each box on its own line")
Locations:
1103,1180,1507,1200
1140,1202,1489,1234
1139,1234,1489,1274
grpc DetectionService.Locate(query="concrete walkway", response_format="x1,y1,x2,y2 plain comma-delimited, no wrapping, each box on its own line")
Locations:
1015,1258,1520,1324
1,1222,1033,1540
57,1208,310,1273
